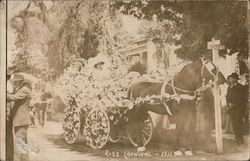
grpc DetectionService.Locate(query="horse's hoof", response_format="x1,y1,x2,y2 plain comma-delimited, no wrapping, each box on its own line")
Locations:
184,150,193,156
173,150,183,156
137,146,146,152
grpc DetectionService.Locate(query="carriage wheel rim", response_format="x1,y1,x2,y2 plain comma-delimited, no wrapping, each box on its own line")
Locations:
64,129,80,144
63,114,81,144
84,108,110,149
127,113,153,147
109,122,123,143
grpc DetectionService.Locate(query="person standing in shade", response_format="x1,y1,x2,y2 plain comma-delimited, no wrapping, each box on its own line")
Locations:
237,53,248,76
224,76,233,133
7,74,32,161
243,74,249,134
237,53,249,85
226,73,247,145
6,69,14,161
33,73,49,127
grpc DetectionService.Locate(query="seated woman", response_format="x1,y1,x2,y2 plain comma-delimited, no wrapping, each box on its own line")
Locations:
90,55,112,81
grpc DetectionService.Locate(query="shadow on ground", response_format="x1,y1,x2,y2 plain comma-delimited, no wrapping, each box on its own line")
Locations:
42,126,248,160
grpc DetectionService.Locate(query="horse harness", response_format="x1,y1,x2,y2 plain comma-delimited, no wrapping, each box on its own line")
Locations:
160,58,220,116
129,58,220,116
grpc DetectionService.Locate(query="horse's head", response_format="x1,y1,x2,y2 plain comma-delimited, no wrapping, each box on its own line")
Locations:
174,58,226,92
200,58,226,85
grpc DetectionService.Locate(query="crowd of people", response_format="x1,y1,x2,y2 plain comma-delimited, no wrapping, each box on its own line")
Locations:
6,70,53,161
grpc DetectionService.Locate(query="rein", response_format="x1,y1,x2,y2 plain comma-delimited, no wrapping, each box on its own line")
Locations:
159,58,219,115
161,58,219,97
130,58,220,116
163,58,219,96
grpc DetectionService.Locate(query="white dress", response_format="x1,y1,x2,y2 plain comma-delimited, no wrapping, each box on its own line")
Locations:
92,67,112,81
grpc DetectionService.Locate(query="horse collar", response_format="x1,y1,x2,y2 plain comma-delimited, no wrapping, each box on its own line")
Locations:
161,59,220,103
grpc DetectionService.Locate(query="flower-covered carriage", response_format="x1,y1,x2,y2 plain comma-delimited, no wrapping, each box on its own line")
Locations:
57,56,157,149
62,94,154,149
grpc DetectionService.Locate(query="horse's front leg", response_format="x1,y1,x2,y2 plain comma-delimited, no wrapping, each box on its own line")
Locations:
131,104,148,151
174,105,195,156
186,110,196,153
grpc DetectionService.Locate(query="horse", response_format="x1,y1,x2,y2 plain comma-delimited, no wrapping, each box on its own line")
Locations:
31,91,52,126
127,58,226,154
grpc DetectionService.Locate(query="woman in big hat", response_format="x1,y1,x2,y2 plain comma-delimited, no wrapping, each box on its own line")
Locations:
7,73,32,161
89,55,112,81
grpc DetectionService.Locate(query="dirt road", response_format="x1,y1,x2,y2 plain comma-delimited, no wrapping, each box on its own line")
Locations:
27,121,249,161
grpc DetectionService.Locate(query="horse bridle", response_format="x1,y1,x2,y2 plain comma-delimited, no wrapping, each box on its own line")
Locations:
198,58,220,92
162,58,220,101
130,58,222,116
160,58,221,116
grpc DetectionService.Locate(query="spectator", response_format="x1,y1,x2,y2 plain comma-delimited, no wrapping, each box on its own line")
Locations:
33,75,51,127
237,53,248,76
7,74,32,161
226,73,247,145
6,69,14,161
224,77,233,133
243,74,249,134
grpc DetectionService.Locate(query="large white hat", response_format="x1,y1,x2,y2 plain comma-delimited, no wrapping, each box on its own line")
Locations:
87,54,110,69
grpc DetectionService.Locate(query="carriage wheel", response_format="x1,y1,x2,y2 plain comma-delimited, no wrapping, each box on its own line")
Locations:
127,113,153,147
84,108,110,149
63,111,81,144
109,119,123,143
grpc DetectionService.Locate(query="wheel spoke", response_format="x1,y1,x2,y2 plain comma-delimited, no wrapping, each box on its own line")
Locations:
127,113,153,147
142,135,147,143
143,129,150,137
143,125,152,130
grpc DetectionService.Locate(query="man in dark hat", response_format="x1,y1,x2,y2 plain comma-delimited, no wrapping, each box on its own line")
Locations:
7,73,31,161
226,73,247,145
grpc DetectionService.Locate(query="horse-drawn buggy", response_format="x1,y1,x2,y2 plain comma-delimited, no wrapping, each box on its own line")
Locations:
61,57,226,153
62,84,154,149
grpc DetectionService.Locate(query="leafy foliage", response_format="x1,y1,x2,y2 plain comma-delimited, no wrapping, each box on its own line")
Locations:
46,0,129,74
11,8,50,75
175,1,248,59
114,0,248,60
11,0,130,75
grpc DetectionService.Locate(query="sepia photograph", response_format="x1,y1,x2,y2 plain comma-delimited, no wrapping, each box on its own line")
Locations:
0,0,249,160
